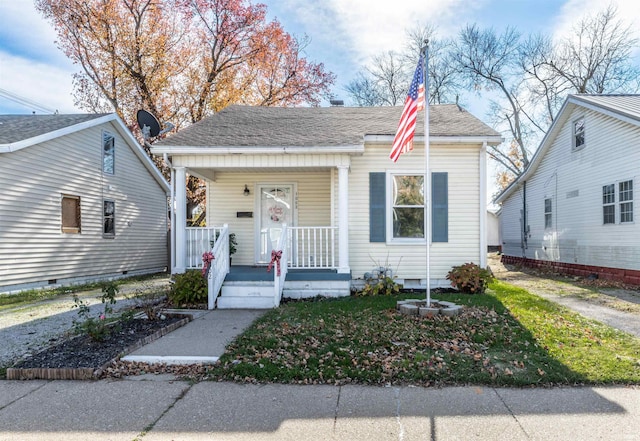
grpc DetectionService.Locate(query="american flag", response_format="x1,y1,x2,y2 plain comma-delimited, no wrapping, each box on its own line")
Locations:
389,55,425,162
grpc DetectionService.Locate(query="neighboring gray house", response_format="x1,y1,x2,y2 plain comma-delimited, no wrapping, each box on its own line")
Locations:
0,114,170,293
495,94,640,285
151,104,502,308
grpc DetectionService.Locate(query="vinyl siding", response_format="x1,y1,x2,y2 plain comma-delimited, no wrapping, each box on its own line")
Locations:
206,171,331,265
500,106,640,270
0,122,168,291
349,142,482,283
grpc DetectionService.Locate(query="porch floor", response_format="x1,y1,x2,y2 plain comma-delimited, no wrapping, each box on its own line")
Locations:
226,266,351,282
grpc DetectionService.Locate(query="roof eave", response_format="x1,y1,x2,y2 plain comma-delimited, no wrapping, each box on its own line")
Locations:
150,144,366,156
364,135,504,145
0,114,116,153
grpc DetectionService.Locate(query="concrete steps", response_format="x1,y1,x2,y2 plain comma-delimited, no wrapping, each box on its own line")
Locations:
217,281,277,309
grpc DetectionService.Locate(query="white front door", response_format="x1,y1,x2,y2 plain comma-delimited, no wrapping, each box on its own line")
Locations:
256,184,295,264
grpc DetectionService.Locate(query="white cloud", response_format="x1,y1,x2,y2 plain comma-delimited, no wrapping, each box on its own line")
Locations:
0,52,78,114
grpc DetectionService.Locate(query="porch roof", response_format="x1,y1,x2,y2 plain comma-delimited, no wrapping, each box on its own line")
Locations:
152,104,501,153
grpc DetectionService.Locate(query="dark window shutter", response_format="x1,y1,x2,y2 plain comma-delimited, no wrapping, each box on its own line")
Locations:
432,172,448,242
369,172,386,242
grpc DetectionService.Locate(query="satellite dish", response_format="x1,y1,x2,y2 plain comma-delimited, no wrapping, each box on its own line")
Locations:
136,109,161,139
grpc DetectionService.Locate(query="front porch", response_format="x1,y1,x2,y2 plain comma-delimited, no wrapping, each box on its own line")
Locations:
183,225,351,309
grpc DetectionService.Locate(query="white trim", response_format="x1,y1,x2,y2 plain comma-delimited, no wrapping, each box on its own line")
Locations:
480,142,487,267
151,145,365,155
174,167,187,273
337,165,350,273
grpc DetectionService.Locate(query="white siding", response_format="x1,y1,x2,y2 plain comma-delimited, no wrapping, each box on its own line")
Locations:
0,122,168,291
349,143,482,284
206,171,331,265
500,106,640,270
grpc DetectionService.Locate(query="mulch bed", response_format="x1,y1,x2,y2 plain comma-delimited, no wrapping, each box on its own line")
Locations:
7,314,191,380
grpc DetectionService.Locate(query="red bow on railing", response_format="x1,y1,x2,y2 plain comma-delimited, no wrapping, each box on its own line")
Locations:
202,251,215,278
267,250,282,276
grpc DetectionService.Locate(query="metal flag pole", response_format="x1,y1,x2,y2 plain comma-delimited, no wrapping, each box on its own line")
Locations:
423,41,431,307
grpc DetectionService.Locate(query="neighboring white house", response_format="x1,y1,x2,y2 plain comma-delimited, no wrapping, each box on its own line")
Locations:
150,104,502,308
0,113,170,293
495,94,640,285
487,210,501,251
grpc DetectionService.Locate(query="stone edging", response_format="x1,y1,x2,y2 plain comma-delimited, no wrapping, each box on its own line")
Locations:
6,314,193,380
397,299,463,317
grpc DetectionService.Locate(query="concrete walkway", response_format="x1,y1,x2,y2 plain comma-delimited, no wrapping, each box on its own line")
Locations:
0,380,638,440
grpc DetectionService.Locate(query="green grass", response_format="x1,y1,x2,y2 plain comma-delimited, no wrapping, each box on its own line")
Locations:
208,284,640,386
0,272,168,312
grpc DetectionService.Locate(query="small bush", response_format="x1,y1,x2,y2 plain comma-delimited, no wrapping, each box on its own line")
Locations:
446,262,494,294
358,272,401,297
72,281,119,342
169,270,207,306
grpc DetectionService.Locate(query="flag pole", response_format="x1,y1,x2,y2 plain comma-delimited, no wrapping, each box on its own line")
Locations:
423,40,431,307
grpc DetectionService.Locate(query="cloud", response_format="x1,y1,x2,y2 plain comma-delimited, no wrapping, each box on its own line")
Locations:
0,52,78,114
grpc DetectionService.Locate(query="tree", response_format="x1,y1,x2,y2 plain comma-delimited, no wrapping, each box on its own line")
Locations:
345,25,461,107
36,0,335,222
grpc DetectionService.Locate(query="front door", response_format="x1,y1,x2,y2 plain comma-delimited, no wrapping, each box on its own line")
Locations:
256,184,295,264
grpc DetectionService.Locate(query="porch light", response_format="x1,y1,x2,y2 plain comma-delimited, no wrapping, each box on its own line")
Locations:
244,184,250,196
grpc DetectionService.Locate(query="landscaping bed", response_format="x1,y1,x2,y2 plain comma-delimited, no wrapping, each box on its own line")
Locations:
7,314,191,380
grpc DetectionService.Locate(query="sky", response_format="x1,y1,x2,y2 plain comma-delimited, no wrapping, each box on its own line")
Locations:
1,0,639,117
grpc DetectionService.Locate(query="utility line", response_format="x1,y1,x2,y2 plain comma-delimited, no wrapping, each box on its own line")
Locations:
0,88,58,114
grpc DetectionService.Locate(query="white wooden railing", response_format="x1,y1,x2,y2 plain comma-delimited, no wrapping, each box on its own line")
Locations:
287,226,338,269
207,224,230,309
272,224,288,307
186,226,223,269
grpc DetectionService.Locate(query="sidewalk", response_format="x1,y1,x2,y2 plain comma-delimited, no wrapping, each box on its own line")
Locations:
0,379,638,440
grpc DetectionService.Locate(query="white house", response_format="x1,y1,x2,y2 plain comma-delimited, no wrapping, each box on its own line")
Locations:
495,94,640,285
151,104,502,308
0,114,170,293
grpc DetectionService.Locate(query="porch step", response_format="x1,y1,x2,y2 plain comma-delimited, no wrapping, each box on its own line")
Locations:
218,281,277,309
283,280,351,299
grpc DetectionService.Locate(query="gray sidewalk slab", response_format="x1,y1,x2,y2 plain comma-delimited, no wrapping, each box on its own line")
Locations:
0,380,189,441
123,309,266,364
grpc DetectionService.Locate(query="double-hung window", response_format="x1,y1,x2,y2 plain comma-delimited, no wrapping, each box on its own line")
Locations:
544,198,552,229
103,200,115,237
573,117,585,150
619,180,633,223
103,131,115,174
603,184,615,224
390,174,424,240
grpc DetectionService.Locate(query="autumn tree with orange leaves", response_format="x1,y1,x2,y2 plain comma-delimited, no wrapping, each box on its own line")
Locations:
36,0,335,220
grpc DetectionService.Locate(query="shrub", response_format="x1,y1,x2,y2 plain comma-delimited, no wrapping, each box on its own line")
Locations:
169,270,208,306
446,262,494,294
72,281,119,341
358,268,401,297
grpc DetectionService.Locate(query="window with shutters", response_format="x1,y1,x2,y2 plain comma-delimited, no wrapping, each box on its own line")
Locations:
61,195,81,233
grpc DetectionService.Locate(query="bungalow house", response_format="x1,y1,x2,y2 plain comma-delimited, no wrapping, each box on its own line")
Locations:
151,104,502,308
495,94,640,285
0,114,170,293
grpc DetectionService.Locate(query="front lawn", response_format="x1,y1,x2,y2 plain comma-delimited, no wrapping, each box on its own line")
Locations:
208,282,640,386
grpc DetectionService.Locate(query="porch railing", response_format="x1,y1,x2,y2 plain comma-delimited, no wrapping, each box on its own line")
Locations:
186,226,223,269
207,225,230,309
287,226,338,269
273,224,289,307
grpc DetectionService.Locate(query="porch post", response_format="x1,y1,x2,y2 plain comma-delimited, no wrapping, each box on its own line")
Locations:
337,165,350,274
174,166,187,273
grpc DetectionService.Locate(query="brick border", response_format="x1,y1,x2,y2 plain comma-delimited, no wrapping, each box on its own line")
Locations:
500,255,640,286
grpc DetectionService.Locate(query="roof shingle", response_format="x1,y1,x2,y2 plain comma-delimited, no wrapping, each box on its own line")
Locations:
158,104,501,147
0,114,109,144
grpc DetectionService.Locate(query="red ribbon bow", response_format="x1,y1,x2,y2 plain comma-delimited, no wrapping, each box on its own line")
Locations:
202,251,215,277
267,250,282,276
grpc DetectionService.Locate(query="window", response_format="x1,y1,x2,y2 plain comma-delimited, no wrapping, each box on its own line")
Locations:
544,198,552,229
573,118,585,150
103,200,115,237
103,131,115,174
391,174,424,239
603,184,615,224
619,180,633,223
61,195,81,233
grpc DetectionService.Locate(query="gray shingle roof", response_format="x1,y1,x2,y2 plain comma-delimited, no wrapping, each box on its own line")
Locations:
158,104,501,147
0,114,110,144
571,94,640,122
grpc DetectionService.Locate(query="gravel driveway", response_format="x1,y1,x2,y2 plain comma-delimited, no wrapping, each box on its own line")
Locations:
0,277,171,368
